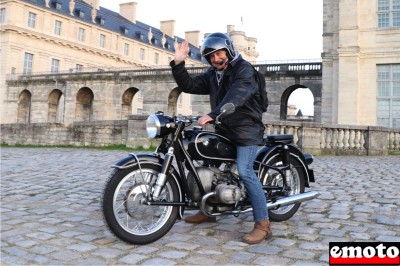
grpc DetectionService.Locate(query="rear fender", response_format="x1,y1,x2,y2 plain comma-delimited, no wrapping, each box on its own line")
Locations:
256,145,315,187
111,152,186,219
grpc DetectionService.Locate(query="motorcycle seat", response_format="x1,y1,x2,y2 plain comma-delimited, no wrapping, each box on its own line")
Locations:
264,134,293,145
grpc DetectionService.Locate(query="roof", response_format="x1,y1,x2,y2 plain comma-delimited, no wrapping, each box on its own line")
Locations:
296,109,303,117
22,0,202,61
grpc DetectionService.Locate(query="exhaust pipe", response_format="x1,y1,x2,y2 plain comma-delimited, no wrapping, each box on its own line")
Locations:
201,191,320,217
267,191,320,209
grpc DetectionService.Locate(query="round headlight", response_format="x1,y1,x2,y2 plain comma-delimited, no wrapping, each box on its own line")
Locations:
146,114,174,138
146,114,159,138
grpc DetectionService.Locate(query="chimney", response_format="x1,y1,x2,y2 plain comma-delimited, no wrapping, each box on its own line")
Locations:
160,20,175,38
120,2,137,23
84,0,99,10
185,31,200,47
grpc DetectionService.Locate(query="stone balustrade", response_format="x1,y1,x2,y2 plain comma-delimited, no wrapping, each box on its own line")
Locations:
262,121,399,155
1,117,399,156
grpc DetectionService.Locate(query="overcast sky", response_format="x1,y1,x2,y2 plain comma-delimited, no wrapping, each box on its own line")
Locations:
99,0,323,62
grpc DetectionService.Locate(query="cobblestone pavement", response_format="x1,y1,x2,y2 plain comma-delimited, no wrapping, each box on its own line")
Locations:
1,147,399,266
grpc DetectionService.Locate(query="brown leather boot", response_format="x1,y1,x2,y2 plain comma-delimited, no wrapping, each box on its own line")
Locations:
184,211,217,224
242,220,272,244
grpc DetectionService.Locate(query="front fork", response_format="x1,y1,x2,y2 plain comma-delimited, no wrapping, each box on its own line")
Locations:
152,147,174,198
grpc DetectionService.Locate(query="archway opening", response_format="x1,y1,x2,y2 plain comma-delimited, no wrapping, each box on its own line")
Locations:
167,88,192,115
48,89,64,123
121,87,139,117
287,88,314,120
17,90,32,123
281,85,315,121
76,87,94,121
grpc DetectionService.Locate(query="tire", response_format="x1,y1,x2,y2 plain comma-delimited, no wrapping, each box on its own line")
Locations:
102,163,180,245
260,153,305,222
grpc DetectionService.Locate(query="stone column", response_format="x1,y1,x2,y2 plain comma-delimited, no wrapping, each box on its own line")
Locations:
366,127,388,156
298,124,322,155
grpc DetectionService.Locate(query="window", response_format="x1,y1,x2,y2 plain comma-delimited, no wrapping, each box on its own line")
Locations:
55,2,62,10
23,53,34,75
28,12,36,28
78,28,85,42
54,20,62,35
51,59,60,73
78,11,85,18
99,34,106,48
140,48,145,60
154,53,159,64
0,8,5,24
378,0,400,27
124,43,130,56
121,27,129,35
76,64,83,73
377,64,400,128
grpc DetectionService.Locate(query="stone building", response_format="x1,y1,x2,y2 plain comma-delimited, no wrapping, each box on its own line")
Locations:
322,0,400,128
5,0,399,129
0,0,259,124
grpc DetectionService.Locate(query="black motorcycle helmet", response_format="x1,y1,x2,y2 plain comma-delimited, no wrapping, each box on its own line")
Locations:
200,32,235,65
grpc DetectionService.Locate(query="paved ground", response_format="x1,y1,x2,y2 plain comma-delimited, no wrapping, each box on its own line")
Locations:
1,147,399,266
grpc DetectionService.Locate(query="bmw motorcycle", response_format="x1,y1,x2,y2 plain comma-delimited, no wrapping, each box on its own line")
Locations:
102,103,319,245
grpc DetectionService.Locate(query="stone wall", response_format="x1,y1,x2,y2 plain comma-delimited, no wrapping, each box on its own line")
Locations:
1,117,399,156
1,121,129,147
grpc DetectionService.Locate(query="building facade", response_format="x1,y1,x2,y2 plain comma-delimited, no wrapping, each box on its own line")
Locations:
322,0,400,128
0,0,259,124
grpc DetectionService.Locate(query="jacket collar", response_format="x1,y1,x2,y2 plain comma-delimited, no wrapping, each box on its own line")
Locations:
228,51,242,67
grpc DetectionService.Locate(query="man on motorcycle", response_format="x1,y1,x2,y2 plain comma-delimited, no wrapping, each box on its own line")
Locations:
170,32,272,244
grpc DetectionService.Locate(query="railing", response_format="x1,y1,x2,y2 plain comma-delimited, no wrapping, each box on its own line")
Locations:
265,123,366,150
262,121,399,155
320,127,366,150
6,60,323,82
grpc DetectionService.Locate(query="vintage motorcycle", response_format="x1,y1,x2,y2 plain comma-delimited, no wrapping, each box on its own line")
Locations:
102,103,319,245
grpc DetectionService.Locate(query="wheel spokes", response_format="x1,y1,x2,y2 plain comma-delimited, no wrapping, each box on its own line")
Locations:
112,169,174,235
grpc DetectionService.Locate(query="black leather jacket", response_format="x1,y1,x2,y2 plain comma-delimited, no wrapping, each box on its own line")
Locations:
170,54,264,146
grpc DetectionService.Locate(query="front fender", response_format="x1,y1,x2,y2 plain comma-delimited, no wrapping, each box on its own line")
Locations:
112,152,163,169
256,145,315,187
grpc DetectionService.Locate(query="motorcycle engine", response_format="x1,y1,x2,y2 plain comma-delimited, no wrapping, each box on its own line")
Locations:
187,166,243,205
214,184,242,204
187,167,218,202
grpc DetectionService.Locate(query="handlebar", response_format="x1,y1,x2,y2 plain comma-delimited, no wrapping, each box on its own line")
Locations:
173,115,202,125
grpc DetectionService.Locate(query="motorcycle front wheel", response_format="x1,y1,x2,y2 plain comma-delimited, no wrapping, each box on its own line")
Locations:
102,163,179,245
260,154,305,222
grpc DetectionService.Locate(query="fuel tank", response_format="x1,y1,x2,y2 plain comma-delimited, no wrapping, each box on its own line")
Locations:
184,129,236,161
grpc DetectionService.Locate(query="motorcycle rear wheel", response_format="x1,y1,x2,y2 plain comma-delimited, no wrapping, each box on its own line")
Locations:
102,164,179,245
260,154,305,222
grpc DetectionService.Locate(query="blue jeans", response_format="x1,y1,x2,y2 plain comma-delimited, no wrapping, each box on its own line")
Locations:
237,145,269,222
